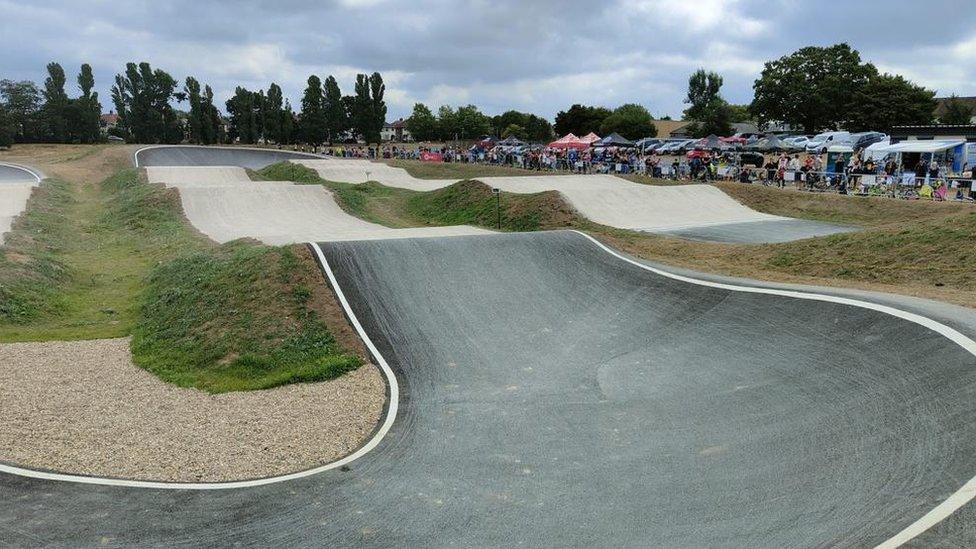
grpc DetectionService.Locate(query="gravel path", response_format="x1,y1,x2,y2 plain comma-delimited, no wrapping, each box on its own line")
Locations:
0,338,386,482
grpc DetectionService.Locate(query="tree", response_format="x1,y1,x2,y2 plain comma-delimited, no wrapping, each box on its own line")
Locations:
405,102,438,141
264,82,285,144
368,72,387,143
554,104,611,137
727,104,751,124
111,62,182,143
940,95,974,125
41,62,69,142
74,64,102,143
225,86,262,144
491,110,553,142
436,104,492,141
0,80,43,142
501,123,527,140
599,103,657,139
349,73,387,143
0,103,13,147
299,75,327,145
682,70,733,137
844,73,936,132
184,77,205,144
751,43,876,133
323,75,347,143
281,100,295,144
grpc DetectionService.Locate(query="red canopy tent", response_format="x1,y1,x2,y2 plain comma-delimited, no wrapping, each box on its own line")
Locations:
548,133,590,150
579,132,601,144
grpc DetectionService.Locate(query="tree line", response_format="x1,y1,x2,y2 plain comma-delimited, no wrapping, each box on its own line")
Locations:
0,63,102,147
405,103,554,143
3,47,971,149
1,61,389,147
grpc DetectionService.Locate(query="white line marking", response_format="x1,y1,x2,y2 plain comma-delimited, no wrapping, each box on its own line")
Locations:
0,243,399,490
571,230,976,548
133,144,326,168
0,162,43,183
2,227,974,545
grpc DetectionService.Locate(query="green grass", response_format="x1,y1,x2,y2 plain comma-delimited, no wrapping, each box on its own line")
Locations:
131,244,361,393
1,165,364,393
256,161,323,184
0,169,204,341
387,159,557,179
0,178,75,325
406,180,580,231
254,161,583,232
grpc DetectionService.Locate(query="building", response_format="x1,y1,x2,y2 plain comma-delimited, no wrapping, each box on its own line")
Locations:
934,97,976,124
889,124,976,144
380,118,412,142
99,112,119,134
651,119,691,138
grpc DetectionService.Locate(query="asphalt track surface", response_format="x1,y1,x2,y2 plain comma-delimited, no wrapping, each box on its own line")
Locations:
3,230,976,547
0,162,42,244
298,157,857,243
135,144,326,169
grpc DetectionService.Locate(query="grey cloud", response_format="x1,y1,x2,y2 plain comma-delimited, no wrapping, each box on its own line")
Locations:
1,0,973,122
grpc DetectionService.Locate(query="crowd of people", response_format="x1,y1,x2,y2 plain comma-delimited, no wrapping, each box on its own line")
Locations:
308,141,975,201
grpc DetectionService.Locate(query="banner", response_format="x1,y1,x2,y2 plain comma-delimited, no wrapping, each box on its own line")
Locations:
420,152,443,162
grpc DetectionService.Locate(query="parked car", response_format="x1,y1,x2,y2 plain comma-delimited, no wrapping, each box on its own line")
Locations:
783,136,811,148
849,131,887,150
805,131,851,154
673,139,698,154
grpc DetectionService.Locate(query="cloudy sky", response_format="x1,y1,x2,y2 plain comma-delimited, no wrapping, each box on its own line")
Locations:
1,0,974,121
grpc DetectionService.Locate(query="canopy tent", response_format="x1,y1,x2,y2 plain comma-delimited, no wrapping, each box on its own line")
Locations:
580,132,601,144
877,139,967,172
496,136,526,147
694,134,728,150
753,135,789,151
864,138,892,163
478,137,497,148
720,136,747,145
876,140,964,154
548,133,589,150
595,133,636,147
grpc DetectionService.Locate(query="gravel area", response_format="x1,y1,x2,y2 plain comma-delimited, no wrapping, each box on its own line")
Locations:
0,338,386,482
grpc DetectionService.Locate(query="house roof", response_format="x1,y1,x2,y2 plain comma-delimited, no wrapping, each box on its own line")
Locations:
100,113,119,124
652,119,690,137
934,96,976,117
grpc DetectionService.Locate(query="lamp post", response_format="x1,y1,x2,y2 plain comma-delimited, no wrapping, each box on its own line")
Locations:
492,188,501,230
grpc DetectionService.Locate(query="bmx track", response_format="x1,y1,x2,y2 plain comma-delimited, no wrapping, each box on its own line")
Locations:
0,162,43,244
1,146,975,547
298,157,855,243
139,147,488,244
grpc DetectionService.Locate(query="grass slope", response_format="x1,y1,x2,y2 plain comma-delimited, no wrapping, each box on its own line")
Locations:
406,180,580,231
387,159,553,179
0,179,74,324
715,182,972,227
2,162,364,392
132,243,361,393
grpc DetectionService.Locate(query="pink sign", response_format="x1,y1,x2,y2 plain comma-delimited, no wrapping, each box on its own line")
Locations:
420,152,443,162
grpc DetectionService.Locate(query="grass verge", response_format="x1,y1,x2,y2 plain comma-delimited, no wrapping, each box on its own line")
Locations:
0,179,74,324
2,159,366,392
406,179,580,231
132,243,362,393
387,158,555,179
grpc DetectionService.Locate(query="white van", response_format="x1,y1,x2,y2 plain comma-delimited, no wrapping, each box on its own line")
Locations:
806,131,851,154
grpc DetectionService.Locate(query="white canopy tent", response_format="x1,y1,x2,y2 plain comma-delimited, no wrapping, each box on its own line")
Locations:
876,140,964,154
